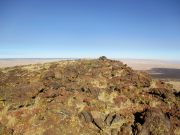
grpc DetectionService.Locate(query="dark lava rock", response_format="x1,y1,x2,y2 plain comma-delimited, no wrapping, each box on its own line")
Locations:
0,58,179,135
42,70,55,80
80,111,93,123
135,109,172,135
99,56,108,61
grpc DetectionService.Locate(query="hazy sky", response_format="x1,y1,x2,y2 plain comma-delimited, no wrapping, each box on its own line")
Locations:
0,0,180,59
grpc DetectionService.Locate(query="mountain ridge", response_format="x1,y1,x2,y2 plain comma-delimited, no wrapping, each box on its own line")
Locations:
0,57,179,135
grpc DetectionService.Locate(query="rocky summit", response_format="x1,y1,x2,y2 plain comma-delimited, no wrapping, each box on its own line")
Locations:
0,57,179,135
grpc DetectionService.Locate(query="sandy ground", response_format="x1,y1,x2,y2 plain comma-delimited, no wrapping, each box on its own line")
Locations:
120,59,180,70
0,59,62,68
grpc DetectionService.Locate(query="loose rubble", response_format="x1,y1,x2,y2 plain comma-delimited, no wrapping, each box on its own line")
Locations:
0,57,179,135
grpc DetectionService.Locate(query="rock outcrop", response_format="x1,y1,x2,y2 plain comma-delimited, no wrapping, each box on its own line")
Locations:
0,57,179,135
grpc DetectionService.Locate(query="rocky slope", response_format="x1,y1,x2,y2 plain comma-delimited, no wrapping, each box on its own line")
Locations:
0,57,179,135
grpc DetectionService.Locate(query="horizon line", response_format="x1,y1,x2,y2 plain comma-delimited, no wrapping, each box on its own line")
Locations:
0,57,180,62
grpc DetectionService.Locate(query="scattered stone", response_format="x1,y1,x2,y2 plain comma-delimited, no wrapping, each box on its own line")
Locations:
105,113,115,126
50,82,61,90
0,58,179,135
42,70,55,80
80,111,93,123
93,118,105,130
134,109,172,135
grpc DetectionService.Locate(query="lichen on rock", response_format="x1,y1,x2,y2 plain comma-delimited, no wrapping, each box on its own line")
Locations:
0,57,179,135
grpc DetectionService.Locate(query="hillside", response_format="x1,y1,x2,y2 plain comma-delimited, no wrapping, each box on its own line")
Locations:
0,57,179,135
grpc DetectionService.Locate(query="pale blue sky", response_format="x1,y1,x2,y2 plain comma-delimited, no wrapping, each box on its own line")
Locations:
0,0,180,59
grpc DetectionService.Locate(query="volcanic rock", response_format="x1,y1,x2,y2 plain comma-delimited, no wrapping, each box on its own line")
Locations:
0,57,179,135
